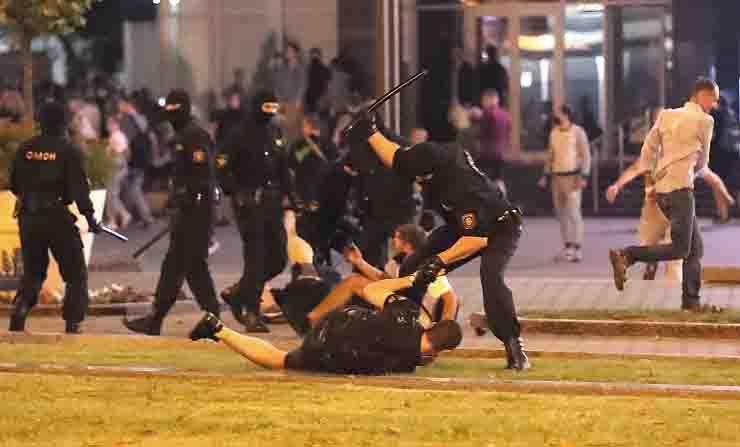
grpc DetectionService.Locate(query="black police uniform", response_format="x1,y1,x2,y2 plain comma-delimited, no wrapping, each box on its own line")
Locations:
391,141,529,369
123,90,221,336
287,135,337,265
9,102,99,334
347,127,415,269
222,91,293,332
284,297,424,375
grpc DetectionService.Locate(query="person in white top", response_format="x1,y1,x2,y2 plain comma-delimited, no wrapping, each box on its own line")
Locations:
104,115,132,230
607,78,719,311
306,223,460,327
537,104,591,262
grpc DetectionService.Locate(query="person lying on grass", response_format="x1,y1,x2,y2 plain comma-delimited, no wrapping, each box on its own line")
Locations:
189,274,463,375
263,211,459,337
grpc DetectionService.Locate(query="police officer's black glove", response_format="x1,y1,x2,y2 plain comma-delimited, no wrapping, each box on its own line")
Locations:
412,255,446,290
84,214,102,234
341,109,378,146
496,206,523,233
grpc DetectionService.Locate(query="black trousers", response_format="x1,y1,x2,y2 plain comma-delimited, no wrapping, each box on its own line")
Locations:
153,201,220,318
296,209,330,265
234,201,287,313
403,223,522,342
625,188,703,306
17,208,88,323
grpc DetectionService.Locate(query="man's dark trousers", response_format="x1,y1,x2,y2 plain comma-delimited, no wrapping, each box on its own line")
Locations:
624,188,703,307
17,208,88,323
153,199,221,318
234,195,287,314
401,223,522,342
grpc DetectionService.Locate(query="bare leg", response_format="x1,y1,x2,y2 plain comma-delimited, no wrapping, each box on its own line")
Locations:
306,274,371,326
216,327,287,370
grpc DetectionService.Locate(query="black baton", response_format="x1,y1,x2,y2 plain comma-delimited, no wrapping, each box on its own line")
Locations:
132,226,170,259
366,69,428,114
100,225,129,242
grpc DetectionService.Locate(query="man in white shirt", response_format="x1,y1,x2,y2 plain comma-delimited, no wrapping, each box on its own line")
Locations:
606,78,719,311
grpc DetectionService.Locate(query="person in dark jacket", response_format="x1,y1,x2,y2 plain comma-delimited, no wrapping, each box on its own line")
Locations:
123,89,222,336
9,101,101,334
220,90,294,332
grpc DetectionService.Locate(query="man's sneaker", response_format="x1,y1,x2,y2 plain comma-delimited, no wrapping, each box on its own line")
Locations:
503,337,531,370
208,239,221,257
122,314,163,336
189,312,224,341
682,302,724,313
241,311,270,333
555,247,574,262
609,249,629,291
570,248,583,263
65,321,82,334
469,311,488,336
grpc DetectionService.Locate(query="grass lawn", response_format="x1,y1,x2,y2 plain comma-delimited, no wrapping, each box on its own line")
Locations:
1,372,740,447
1,337,740,387
520,308,740,324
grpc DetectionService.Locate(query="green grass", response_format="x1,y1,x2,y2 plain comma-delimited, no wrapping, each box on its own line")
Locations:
2,337,740,387
520,308,740,324
1,373,739,447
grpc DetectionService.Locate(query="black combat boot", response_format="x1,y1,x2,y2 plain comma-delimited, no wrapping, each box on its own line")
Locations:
504,337,531,370
122,314,164,336
9,299,32,332
220,283,245,323
189,312,224,341
241,311,270,333
65,321,82,334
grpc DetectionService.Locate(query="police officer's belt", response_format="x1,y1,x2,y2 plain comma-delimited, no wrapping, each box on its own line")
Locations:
19,194,65,214
177,189,220,207
234,187,282,207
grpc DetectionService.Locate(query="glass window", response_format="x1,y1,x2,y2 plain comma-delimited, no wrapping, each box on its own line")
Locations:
519,15,554,151
565,4,605,145
619,6,672,154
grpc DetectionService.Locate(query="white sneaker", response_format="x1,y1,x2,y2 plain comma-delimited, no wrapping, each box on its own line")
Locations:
555,247,574,262
208,240,221,257
570,248,583,263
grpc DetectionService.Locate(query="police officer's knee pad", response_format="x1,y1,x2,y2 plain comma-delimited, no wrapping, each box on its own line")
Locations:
384,294,420,325
425,320,463,352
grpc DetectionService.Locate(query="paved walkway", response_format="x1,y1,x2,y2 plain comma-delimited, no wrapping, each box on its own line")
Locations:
3,217,740,360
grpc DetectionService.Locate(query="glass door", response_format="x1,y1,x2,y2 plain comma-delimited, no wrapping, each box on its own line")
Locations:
465,1,565,158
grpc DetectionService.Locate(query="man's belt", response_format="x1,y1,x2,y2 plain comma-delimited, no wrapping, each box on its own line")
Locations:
18,195,65,214
233,187,282,207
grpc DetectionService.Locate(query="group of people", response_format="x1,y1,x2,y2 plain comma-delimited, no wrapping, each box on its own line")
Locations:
6,69,727,376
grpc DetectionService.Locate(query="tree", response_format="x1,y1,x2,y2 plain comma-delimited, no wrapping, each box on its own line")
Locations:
0,0,98,123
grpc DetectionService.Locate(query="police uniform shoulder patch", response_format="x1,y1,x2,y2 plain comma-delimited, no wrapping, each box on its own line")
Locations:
461,212,477,230
215,154,227,168
192,149,206,163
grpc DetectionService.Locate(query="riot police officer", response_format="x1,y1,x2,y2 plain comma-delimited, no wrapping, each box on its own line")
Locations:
123,89,221,335
344,113,530,370
220,90,293,332
9,101,101,334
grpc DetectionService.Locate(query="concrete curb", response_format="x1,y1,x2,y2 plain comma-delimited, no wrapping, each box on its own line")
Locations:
520,318,740,339
0,300,196,318
3,304,740,339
